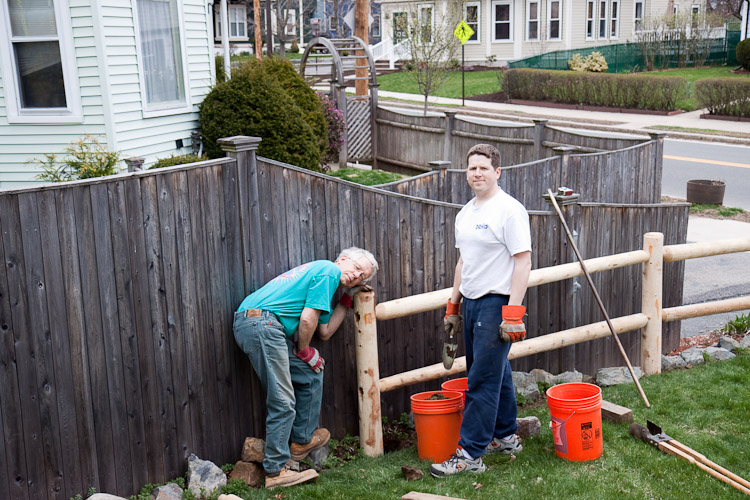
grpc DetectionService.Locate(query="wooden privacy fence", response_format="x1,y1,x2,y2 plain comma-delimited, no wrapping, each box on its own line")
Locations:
374,141,663,210
375,106,661,176
0,136,686,500
351,234,750,457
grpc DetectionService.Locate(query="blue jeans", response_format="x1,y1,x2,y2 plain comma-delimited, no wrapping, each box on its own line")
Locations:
458,294,518,459
233,310,323,473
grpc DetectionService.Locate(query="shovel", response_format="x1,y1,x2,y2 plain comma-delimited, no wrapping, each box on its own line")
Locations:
442,331,458,369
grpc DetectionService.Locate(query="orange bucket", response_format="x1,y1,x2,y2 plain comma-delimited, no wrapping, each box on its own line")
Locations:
546,383,603,461
441,377,468,406
410,391,464,462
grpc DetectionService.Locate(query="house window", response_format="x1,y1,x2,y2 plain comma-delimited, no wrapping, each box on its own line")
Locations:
418,4,433,43
0,0,81,121
492,1,513,41
598,0,607,39
634,0,643,31
285,11,296,37
691,4,700,16
527,0,539,40
216,5,248,40
548,0,561,40
586,0,595,39
371,12,381,38
135,0,187,110
393,11,408,43
464,2,480,42
610,0,619,38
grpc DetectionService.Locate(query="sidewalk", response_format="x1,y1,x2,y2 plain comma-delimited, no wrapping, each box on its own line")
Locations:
375,89,750,146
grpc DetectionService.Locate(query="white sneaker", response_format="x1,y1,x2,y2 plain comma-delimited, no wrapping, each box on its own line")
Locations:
430,449,486,477
486,434,523,454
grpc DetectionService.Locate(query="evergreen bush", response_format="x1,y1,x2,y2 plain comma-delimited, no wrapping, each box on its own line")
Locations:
149,153,209,169
199,61,322,170
737,38,750,71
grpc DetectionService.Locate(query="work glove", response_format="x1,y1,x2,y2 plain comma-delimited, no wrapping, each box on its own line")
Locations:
295,346,325,373
339,284,373,309
500,305,526,343
444,300,463,338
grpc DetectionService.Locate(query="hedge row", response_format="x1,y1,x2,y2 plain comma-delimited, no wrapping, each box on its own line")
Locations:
504,69,688,111
694,78,750,118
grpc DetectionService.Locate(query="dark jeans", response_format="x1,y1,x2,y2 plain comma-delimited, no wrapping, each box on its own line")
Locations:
458,294,518,459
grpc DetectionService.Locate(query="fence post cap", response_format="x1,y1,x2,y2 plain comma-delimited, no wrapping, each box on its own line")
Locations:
647,132,667,140
218,136,262,153
428,160,451,170
552,146,577,155
532,119,549,125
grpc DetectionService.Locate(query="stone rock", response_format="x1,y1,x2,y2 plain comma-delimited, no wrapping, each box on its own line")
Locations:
554,370,584,385
719,336,740,352
739,335,750,349
516,416,541,438
401,465,424,481
681,347,706,366
512,371,540,401
87,495,127,500
529,368,555,386
595,366,643,387
661,354,687,372
229,460,264,489
187,454,227,496
308,444,329,471
704,346,736,361
218,495,245,500
152,483,183,500
241,437,265,463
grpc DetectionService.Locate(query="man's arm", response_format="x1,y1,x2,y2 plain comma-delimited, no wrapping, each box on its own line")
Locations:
449,256,464,304
508,251,532,305
297,306,323,350
315,302,349,341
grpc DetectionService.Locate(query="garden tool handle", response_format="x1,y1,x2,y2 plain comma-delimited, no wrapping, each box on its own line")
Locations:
660,441,750,495
669,439,750,490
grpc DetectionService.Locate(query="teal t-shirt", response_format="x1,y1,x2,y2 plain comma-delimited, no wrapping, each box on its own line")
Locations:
237,260,341,336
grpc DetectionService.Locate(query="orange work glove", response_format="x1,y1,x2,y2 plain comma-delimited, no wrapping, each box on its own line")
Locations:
500,305,526,342
444,300,462,337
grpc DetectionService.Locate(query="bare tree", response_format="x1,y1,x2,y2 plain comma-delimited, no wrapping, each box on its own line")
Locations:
707,0,744,20
395,0,462,115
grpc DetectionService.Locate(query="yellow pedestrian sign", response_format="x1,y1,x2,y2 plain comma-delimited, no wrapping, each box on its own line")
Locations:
454,20,474,45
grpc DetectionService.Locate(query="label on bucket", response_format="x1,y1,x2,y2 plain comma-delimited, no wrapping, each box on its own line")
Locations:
581,422,593,450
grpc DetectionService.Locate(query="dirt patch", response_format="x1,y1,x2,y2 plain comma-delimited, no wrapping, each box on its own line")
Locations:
383,417,417,453
661,195,750,223
667,330,747,356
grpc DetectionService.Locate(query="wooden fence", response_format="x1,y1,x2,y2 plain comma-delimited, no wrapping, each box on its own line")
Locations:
375,142,663,210
0,136,686,499
375,106,660,175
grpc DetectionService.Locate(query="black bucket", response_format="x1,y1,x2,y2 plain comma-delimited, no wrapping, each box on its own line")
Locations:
686,179,725,205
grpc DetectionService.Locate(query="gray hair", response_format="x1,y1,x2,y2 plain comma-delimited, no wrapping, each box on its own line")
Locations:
337,246,379,281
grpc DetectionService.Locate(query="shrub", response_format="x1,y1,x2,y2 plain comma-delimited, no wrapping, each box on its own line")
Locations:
199,61,323,170
317,92,345,165
33,135,121,182
694,78,750,118
290,39,300,53
568,52,608,72
215,55,227,84
737,38,750,71
149,153,209,169
504,69,687,111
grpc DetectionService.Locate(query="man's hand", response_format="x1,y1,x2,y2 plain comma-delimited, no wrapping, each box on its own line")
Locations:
295,346,325,373
500,305,526,342
339,284,373,309
444,300,462,338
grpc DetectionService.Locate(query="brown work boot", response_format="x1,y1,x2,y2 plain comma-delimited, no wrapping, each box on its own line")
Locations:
265,467,319,489
289,428,331,461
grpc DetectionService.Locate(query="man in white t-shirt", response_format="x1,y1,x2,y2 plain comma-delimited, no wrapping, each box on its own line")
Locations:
431,144,532,477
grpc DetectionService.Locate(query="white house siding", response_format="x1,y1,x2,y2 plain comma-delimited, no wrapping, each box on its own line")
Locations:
0,1,107,189
104,0,213,167
380,0,673,65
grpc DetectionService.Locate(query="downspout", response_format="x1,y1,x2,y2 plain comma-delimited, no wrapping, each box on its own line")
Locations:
221,0,231,78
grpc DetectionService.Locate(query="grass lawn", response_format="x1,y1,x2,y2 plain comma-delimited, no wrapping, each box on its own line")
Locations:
143,348,750,499
377,65,749,111
326,167,409,186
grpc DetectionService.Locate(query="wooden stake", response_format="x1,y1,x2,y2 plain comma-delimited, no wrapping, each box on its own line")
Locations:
353,290,383,457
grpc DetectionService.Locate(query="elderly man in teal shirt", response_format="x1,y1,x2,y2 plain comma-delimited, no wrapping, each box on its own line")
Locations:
233,247,378,489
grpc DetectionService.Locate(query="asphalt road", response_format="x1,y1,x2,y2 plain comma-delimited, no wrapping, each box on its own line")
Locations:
661,139,750,337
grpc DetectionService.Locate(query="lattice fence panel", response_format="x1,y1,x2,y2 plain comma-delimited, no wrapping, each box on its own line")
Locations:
346,98,372,161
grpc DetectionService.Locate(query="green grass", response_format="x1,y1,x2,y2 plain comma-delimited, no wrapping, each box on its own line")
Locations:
326,167,409,186
146,349,750,499
377,70,502,98
689,203,745,218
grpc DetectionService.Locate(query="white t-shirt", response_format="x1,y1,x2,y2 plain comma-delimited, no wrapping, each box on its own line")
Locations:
455,188,532,299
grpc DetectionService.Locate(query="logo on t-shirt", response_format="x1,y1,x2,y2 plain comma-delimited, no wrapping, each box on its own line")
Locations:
270,263,311,284
475,224,489,230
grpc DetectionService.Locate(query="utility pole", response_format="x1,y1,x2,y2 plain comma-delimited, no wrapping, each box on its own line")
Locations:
265,0,274,56
354,0,369,97
254,0,263,59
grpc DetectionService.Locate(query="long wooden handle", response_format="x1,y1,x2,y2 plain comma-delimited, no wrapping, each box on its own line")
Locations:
546,189,650,408
669,439,750,491
659,441,750,495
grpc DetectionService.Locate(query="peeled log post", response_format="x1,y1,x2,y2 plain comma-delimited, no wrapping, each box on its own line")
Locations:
353,290,383,457
663,295,750,322
641,232,663,376
663,238,750,262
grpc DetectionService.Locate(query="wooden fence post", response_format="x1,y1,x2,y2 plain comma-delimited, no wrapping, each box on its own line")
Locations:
443,111,457,163
641,232,664,375
354,290,383,457
533,119,548,159
428,160,451,203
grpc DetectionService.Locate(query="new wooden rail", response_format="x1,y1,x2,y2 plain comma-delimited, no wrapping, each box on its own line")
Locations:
352,233,750,457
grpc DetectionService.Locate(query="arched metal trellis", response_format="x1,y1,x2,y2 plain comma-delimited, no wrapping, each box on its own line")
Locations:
300,37,379,168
